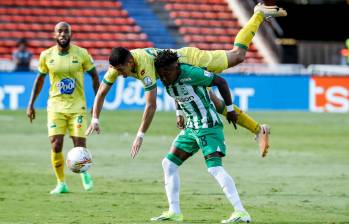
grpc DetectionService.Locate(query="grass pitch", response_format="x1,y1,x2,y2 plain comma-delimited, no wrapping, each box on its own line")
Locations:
0,110,348,224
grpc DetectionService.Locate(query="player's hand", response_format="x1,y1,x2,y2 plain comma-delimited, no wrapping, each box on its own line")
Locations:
176,115,185,129
131,136,143,159
26,106,36,123
85,122,100,135
226,111,238,129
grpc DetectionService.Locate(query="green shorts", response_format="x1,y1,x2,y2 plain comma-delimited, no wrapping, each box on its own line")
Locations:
173,125,226,157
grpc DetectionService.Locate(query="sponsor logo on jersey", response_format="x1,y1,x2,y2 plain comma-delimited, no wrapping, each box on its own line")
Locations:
56,78,76,94
143,76,153,87
180,77,192,82
72,56,79,63
175,95,194,103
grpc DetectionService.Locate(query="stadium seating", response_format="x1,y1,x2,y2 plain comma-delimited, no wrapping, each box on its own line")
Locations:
0,0,153,60
149,0,264,63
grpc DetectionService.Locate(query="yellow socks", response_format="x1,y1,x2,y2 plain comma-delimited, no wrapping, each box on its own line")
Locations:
234,12,264,50
51,151,65,182
221,105,260,134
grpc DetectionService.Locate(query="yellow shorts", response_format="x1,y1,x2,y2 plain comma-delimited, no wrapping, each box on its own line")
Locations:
176,47,228,73
47,111,87,138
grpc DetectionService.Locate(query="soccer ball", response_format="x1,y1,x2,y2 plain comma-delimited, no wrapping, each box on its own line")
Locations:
66,147,92,173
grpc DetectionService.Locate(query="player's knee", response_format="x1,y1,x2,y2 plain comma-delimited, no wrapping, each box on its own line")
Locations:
161,157,169,169
236,52,246,64
227,49,246,67
50,139,63,153
162,157,176,173
232,52,245,65
207,166,224,177
162,154,182,172
205,156,222,170
72,137,86,148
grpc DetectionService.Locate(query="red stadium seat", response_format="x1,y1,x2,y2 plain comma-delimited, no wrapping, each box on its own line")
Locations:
0,0,153,59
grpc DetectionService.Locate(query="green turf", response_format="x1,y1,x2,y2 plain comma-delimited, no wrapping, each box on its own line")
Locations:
0,110,348,224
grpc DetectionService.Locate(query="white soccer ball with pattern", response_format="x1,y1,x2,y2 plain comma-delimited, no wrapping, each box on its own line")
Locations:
66,147,92,173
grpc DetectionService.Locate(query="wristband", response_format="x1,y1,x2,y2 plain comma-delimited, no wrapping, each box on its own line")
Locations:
137,131,145,138
91,118,99,124
176,110,184,117
226,105,234,112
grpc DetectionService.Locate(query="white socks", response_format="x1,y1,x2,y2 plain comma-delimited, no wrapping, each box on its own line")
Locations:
208,166,245,212
162,158,181,214
161,159,244,214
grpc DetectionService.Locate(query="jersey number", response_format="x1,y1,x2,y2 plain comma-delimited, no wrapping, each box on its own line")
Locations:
199,135,207,147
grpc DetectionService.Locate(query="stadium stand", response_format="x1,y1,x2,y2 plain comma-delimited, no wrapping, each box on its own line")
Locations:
148,0,264,63
119,0,178,49
0,0,153,60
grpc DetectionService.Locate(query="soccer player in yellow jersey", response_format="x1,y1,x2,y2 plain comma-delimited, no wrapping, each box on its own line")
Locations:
26,22,100,194
86,3,287,159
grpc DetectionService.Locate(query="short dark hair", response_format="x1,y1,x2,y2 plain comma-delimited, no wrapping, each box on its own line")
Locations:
109,47,131,66
17,38,27,46
154,50,179,71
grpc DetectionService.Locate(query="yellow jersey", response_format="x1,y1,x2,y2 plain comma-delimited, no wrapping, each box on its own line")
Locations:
38,44,95,113
102,47,228,92
103,48,158,91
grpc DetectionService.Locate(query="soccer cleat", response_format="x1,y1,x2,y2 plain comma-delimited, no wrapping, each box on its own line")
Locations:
221,211,251,223
255,124,270,157
81,172,93,191
254,3,287,18
50,182,69,195
150,211,184,222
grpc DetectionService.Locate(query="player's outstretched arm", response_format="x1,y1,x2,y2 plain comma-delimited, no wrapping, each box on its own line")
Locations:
85,82,111,136
26,74,45,123
131,88,157,159
211,76,238,129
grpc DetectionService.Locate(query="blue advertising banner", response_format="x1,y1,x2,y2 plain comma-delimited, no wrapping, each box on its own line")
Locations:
213,75,310,111
0,72,309,111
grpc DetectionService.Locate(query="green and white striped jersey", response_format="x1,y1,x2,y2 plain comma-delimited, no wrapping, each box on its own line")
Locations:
165,63,223,129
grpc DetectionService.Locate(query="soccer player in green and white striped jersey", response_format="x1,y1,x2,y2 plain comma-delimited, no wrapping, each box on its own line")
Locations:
150,50,251,223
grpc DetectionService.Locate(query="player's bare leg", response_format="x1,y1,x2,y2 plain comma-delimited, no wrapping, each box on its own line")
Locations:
218,2,284,156
209,90,269,156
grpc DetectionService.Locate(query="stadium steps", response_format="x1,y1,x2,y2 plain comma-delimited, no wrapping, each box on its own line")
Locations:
0,0,154,60
118,0,179,49
148,0,264,63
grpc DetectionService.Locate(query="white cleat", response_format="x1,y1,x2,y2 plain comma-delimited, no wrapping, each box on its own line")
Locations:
255,124,270,157
254,3,287,18
221,211,252,223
